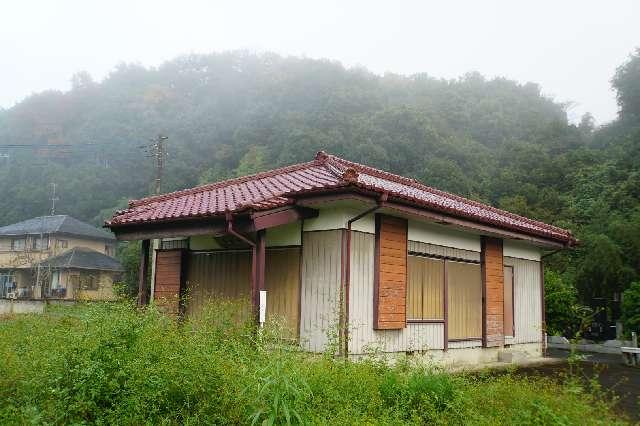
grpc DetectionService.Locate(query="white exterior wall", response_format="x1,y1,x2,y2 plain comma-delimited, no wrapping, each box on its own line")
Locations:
299,230,343,353
266,222,301,246
303,207,374,234
504,256,543,345
349,231,444,354
408,220,481,252
503,240,541,261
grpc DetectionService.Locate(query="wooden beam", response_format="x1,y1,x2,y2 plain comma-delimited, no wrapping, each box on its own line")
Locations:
110,217,251,241
251,206,318,231
138,239,150,306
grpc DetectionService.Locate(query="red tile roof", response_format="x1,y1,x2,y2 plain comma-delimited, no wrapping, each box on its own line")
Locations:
107,151,575,245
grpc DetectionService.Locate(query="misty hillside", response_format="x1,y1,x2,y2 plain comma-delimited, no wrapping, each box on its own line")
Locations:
0,52,571,223
0,50,639,312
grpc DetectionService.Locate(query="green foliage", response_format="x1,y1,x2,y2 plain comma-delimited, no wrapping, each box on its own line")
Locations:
544,269,593,337
621,282,640,336
114,240,142,298
0,303,627,424
0,49,639,326
612,48,640,122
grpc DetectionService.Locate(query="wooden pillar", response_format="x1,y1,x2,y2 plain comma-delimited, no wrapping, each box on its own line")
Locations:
137,239,150,306
255,229,266,325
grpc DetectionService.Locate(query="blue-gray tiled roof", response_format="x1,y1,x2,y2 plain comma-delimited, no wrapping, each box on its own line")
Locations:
37,247,123,271
0,215,115,241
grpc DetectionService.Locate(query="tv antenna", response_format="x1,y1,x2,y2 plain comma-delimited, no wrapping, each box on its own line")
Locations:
50,183,59,215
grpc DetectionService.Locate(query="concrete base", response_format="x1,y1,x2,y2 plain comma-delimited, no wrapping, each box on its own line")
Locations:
349,342,544,369
0,299,45,315
0,299,76,315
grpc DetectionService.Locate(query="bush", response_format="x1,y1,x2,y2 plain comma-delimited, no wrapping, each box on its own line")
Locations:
621,281,640,336
0,302,627,425
545,269,593,337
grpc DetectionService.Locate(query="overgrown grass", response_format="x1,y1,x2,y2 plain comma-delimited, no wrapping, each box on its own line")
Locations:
0,302,627,425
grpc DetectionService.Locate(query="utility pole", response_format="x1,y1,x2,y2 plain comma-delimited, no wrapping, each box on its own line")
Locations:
137,135,168,306
147,135,168,195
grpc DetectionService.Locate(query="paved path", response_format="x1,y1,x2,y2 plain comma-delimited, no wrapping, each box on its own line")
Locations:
517,348,639,422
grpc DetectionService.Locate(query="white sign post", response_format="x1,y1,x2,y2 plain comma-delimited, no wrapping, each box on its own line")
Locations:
259,290,267,327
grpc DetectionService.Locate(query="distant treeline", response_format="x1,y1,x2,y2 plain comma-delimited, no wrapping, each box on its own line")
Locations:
0,49,639,332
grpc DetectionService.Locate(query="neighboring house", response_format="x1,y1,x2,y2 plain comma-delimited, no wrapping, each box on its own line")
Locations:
0,215,120,300
106,151,576,364
37,247,123,301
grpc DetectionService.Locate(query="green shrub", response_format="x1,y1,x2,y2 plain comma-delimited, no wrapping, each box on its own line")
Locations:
621,281,640,336
0,302,628,425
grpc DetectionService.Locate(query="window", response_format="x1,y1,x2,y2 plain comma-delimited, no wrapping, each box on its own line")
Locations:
79,274,98,290
161,239,188,250
11,238,25,251
0,239,11,251
503,266,514,337
0,271,16,297
32,236,49,250
407,256,444,321
447,261,482,340
58,239,68,249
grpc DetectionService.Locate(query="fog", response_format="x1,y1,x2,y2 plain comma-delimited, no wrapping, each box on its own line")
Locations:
1,0,638,124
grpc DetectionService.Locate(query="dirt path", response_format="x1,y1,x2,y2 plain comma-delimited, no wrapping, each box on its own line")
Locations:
516,349,639,422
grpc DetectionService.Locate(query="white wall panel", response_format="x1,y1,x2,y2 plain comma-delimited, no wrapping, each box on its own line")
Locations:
504,256,542,344
408,220,480,252
299,230,343,352
503,240,541,261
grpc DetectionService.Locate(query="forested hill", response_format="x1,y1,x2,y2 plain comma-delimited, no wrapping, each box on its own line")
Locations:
0,50,639,319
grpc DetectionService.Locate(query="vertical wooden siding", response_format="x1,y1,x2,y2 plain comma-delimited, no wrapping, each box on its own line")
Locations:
185,251,252,318
300,230,343,352
154,250,184,315
349,231,444,354
186,249,301,333
265,247,301,339
374,215,408,329
447,261,482,339
504,256,542,344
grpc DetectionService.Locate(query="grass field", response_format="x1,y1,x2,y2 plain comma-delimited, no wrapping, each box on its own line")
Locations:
0,301,629,425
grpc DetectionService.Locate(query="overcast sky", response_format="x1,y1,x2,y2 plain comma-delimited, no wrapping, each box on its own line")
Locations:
1,0,638,124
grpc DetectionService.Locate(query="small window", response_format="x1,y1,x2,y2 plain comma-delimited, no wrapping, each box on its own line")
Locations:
32,236,49,250
11,238,26,251
0,239,11,251
504,266,514,337
80,274,99,290
58,239,68,249
407,256,444,321
161,239,188,250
